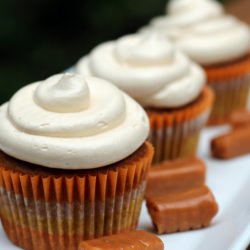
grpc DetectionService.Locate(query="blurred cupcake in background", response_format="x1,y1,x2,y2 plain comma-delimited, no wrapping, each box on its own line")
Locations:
0,73,153,250
76,33,214,164
143,0,250,125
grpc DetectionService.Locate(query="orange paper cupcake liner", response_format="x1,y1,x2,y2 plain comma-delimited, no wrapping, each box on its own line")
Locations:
204,53,250,81
204,54,250,125
0,142,153,250
147,87,214,164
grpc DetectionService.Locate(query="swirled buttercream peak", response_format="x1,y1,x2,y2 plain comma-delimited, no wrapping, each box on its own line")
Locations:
76,33,206,108
0,74,149,169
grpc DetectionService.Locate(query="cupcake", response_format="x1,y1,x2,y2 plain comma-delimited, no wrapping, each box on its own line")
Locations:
0,73,153,250
76,33,214,164
144,0,250,125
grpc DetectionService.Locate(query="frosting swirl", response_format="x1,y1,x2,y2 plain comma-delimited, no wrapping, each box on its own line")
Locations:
145,0,250,65
167,0,223,27
76,33,205,108
0,74,149,169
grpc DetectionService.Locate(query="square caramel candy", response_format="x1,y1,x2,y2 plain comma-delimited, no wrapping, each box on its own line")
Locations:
146,157,206,197
78,230,164,250
211,125,250,159
146,186,218,234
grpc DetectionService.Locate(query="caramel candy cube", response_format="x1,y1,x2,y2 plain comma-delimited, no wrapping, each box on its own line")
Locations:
78,230,164,250
146,186,218,234
229,110,250,128
211,125,250,159
146,157,206,197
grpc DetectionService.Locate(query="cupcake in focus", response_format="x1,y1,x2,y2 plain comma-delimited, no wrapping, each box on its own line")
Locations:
76,33,214,164
144,0,250,125
0,73,153,250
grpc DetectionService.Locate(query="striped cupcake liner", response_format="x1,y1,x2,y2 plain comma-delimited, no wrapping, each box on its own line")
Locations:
204,53,250,125
147,87,214,165
207,74,250,125
0,142,153,250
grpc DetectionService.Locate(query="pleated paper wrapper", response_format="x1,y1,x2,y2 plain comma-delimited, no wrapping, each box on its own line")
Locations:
0,142,153,250
147,87,214,165
204,53,250,125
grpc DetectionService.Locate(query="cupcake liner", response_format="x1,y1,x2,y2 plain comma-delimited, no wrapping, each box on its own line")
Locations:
147,87,214,164
207,74,250,125
0,142,153,250
204,54,250,125
205,53,250,81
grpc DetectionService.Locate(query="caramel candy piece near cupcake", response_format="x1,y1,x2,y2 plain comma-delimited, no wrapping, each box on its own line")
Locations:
146,157,206,197
229,110,250,128
78,230,164,250
211,125,250,159
146,186,218,234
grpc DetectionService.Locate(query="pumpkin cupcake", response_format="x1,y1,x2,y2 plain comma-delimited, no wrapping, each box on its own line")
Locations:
76,33,214,164
144,0,250,125
0,73,153,250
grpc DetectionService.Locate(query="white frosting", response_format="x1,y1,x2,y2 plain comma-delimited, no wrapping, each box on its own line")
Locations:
0,74,149,169
167,0,224,27
146,0,250,65
76,33,205,108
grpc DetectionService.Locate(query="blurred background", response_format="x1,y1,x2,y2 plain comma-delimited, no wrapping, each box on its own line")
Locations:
0,0,244,104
